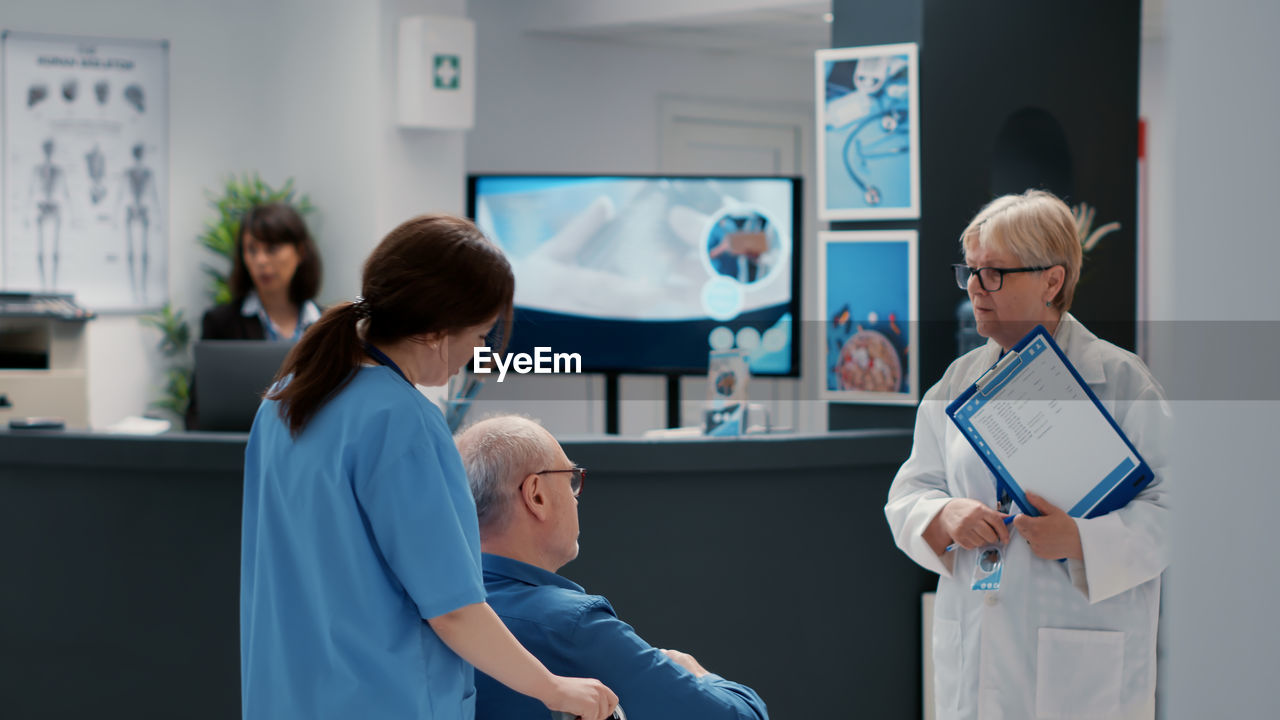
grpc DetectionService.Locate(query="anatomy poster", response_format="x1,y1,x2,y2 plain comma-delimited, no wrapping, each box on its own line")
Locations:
815,43,919,221
2,31,168,311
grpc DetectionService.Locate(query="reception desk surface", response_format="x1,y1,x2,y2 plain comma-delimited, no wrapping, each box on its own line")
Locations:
1,428,931,719
1,426,912,472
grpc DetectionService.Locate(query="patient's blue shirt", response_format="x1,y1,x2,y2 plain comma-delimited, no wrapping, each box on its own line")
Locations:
476,553,769,720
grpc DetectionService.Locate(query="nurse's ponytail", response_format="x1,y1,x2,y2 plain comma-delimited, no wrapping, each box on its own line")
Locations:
268,214,514,436
268,302,366,436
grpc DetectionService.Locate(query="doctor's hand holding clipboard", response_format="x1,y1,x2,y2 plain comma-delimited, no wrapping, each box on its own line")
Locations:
885,190,1171,720
1012,491,1087,560
944,322,1160,564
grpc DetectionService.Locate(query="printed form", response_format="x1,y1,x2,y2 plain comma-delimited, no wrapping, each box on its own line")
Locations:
955,336,1138,516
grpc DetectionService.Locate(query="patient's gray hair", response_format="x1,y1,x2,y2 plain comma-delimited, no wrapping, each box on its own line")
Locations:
455,414,553,534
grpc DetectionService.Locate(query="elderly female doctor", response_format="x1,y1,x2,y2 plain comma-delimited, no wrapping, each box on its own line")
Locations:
885,190,1170,720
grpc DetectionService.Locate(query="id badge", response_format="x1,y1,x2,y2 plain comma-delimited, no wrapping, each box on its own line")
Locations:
969,545,1004,592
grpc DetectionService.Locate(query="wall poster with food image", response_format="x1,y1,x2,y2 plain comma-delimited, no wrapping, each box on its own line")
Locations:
818,230,918,404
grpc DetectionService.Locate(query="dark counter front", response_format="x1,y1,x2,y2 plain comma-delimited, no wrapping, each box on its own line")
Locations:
0,432,247,720
0,429,934,719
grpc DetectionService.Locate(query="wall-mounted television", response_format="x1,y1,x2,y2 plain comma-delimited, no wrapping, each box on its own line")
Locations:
467,174,802,376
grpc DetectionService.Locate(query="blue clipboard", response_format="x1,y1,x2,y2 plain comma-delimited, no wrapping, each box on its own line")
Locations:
944,325,1154,519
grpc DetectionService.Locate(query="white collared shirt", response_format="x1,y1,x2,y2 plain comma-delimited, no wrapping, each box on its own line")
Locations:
241,291,322,341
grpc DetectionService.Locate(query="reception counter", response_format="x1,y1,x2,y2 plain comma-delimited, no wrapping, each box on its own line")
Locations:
0,428,933,718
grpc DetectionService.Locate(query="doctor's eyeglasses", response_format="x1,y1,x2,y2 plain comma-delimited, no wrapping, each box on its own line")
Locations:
952,263,1051,292
535,466,586,498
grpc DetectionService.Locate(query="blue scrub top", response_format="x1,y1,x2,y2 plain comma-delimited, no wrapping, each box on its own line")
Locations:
241,365,486,720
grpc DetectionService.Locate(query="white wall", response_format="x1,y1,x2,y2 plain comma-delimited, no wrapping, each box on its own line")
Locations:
467,3,815,174
1156,0,1280,716
524,0,829,31
464,0,820,437
376,0,471,234
3,0,468,428
1138,25,1172,335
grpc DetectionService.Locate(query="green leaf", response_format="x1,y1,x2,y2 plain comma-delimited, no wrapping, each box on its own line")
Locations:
139,302,191,358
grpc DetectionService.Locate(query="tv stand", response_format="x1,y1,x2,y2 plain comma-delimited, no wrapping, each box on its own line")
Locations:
605,372,620,435
665,374,681,429
602,372,683,435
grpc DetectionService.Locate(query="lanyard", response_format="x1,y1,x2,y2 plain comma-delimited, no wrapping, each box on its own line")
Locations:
363,342,414,387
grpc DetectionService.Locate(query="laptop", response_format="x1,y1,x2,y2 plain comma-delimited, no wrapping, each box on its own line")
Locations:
194,340,295,432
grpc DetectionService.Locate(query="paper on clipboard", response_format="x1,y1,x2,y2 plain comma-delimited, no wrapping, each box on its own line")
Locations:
947,327,1152,518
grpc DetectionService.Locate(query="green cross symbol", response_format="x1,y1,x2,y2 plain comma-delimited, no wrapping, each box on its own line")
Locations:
434,54,460,90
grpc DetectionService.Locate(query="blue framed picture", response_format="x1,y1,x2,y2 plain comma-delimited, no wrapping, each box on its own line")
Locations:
818,230,919,404
815,43,920,221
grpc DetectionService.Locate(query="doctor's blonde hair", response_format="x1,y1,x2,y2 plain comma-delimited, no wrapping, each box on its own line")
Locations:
960,189,1082,313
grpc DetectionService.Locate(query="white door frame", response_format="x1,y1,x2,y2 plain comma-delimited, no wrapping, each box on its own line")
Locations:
658,96,812,178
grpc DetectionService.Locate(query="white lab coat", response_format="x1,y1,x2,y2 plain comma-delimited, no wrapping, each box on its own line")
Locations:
886,315,1171,720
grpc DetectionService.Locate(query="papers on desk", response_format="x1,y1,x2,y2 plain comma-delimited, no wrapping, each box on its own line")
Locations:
945,326,1153,519
103,415,171,435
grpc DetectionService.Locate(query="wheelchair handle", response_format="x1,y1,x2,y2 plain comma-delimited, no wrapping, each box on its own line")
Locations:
551,708,626,720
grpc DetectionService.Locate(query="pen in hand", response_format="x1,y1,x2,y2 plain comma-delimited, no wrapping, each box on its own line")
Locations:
945,514,1015,553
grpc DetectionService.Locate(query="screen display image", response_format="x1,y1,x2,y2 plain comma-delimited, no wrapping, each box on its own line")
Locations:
469,175,801,375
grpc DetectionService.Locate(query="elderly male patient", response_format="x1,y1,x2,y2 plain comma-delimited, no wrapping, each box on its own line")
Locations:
455,415,769,720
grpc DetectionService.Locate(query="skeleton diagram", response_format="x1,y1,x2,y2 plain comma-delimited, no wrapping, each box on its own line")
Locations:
28,138,72,290
85,144,107,205
120,142,160,302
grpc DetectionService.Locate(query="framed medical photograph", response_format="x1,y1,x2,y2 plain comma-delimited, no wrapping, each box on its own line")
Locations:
815,43,920,221
818,230,919,404
1,31,170,312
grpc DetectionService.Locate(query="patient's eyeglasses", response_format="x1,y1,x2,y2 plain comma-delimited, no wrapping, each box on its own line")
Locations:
535,466,586,498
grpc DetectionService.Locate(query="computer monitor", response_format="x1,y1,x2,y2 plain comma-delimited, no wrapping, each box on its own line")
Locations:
468,174,802,376
193,340,294,432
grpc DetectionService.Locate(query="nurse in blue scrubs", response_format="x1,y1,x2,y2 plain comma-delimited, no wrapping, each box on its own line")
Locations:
240,214,617,720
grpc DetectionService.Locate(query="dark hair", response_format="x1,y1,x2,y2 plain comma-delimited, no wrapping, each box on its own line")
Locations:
269,214,514,435
230,203,322,306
